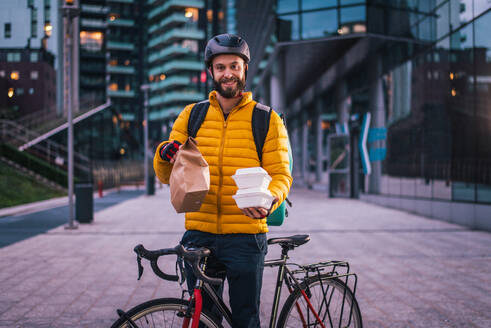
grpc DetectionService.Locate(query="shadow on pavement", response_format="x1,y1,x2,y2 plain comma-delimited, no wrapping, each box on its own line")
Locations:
0,190,144,248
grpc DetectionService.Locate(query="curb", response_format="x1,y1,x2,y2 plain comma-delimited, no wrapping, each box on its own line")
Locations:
0,185,148,218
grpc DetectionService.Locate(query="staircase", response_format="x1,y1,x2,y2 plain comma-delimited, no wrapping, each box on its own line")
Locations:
0,101,111,184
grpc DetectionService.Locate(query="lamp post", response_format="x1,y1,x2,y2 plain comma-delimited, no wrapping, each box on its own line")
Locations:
140,84,151,195
62,0,80,229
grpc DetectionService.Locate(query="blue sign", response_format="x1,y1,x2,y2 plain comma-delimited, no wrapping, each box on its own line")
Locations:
358,113,371,175
369,148,387,161
367,128,387,143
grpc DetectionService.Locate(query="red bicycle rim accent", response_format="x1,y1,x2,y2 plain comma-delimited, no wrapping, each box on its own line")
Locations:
294,300,308,328
287,283,308,327
300,289,326,328
191,289,202,328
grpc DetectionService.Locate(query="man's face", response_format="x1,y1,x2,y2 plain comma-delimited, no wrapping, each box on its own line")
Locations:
210,54,247,98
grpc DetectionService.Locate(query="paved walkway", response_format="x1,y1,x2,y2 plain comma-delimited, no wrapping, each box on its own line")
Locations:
0,186,490,327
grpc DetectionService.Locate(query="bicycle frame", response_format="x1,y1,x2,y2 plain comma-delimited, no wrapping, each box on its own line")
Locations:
187,246,328,328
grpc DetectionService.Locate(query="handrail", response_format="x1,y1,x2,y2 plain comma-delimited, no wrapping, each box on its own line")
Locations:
0,120,90,178
18,101,111,151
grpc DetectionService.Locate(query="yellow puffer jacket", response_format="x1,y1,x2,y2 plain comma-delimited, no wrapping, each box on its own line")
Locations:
153,91,292,234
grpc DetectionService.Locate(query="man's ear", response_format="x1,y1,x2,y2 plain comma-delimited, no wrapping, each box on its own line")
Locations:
208,67,214,79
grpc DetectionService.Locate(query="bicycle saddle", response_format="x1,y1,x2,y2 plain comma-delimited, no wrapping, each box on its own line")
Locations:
267,234,310,247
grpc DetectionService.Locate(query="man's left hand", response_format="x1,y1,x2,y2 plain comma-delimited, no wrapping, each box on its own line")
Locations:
241,196,279,219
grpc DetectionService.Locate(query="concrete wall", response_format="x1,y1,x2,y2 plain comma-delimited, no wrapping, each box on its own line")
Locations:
361,193,491,232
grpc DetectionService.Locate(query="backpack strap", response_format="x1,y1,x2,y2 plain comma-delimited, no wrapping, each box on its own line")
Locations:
188,100,210,138
252,102,272,163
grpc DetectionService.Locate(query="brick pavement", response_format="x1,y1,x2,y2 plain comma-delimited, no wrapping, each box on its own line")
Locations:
0,185,490,327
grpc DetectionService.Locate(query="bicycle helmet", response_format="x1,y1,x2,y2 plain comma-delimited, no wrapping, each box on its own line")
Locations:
204,34,250,67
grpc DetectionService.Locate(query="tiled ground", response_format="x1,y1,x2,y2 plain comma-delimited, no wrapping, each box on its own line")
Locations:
0,186,490,327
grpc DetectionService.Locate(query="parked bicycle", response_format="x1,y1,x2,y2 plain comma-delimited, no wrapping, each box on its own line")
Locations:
111,234,362,328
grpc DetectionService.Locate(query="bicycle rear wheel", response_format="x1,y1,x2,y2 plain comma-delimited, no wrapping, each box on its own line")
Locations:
111,298,222,328
277,276,362,328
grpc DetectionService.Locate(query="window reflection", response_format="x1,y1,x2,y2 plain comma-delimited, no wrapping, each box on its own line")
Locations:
302,10,337,39
435,2,449,40
277,14,299,41
277,0,298,14
474,0,491,17
340,5,366,25
302,0,337,11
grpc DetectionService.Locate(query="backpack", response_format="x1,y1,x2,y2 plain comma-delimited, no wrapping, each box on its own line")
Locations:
187,100,293,226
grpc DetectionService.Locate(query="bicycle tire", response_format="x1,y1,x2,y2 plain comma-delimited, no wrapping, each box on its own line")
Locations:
110,298,222,328
276,276,362,328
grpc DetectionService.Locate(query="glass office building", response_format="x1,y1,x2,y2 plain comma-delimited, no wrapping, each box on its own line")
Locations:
237,0,491,230
147,0,206,143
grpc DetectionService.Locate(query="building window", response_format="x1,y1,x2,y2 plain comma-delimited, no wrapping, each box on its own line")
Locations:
109,83,118,91
10,71,20,80
4,23,11,38
29,88,34,95
7,88,14,98
7,52,20,62
30,52,39,62
0,70,5,77
80,31,103,52
31,71,39,79
17,88,25,95
31,8,38,38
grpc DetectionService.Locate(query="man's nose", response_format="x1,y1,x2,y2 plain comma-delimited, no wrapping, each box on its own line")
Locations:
223,69,233,78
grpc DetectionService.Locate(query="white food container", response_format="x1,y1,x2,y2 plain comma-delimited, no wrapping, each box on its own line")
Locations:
231,167,272,189
232,187,274,209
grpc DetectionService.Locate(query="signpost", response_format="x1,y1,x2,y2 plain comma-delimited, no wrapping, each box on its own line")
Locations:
62,0,80,230
358,112,371,175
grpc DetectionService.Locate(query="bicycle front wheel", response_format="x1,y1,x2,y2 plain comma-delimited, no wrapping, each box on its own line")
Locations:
277,276,362,328
111,298,222,328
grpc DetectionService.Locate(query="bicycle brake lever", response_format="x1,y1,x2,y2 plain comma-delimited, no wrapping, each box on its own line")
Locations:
136,255,144,280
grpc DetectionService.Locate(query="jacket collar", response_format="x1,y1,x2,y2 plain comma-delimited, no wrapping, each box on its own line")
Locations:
209,90,253,111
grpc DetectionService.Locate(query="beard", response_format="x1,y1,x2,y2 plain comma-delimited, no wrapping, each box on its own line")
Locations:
213,75,246,98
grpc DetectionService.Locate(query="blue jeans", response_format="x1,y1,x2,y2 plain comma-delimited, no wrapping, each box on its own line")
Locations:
180,230,268,328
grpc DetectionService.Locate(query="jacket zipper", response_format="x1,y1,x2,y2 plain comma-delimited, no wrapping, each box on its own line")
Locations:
216,113,228,234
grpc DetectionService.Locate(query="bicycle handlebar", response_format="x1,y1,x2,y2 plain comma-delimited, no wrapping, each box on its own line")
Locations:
133,244,222,285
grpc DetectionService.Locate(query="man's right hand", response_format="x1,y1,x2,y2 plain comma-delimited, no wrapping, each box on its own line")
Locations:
160,140,181,164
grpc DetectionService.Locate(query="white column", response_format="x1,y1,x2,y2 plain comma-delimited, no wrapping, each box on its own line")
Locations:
315,96,323,182
270,51,285,113
368,58,385,194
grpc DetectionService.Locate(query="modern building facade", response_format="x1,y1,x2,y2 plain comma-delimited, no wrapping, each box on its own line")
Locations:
146,0,227,144
235,0,491,230
0,0,58,118
0,48,56,117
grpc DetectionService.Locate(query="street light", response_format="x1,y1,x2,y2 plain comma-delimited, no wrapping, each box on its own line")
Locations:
140,84,153,195
61,0,80,230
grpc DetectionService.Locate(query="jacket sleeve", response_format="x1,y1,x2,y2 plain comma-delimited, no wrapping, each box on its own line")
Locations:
153,104,194,184
262,110,293,212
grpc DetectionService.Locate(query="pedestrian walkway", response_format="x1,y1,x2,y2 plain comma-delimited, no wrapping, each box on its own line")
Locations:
0,188,145,248
0,186,490,327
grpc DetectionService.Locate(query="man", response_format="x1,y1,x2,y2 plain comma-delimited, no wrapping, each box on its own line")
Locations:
153,34,292,327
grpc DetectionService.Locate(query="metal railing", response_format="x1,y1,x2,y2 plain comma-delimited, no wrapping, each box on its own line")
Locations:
92,160,146,190
0,119,91,180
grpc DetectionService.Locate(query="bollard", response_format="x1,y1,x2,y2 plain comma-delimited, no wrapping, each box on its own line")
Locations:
75,183,94,223
98,179,103,198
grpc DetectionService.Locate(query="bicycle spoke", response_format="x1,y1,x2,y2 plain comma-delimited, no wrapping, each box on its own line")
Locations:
277,277,361,328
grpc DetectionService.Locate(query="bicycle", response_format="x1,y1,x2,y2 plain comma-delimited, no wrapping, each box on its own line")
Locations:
111,234,362,328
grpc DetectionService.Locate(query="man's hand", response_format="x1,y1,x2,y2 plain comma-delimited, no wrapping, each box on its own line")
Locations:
241,196,279,219
160,140,181,164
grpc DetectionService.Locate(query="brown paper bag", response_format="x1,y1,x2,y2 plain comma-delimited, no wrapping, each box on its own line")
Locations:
169,137,210,213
